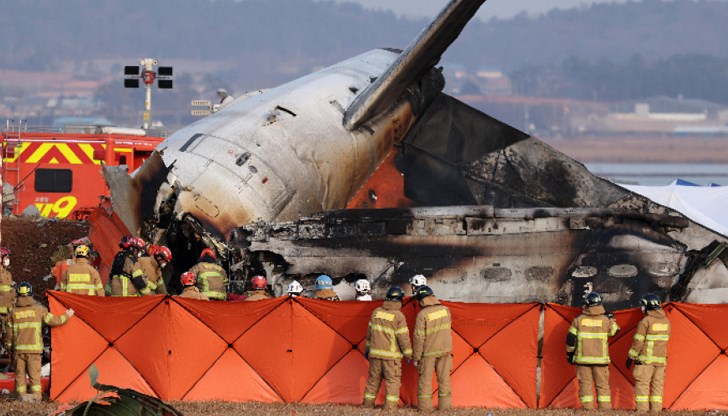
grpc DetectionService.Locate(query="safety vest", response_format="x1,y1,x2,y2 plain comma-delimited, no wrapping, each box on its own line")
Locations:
629,309,670,365
567,306,619,365
366,301,412,360
190,262,228,300
0,267,14,314
10,297,68,354
413,297,452,360
62,259,103,295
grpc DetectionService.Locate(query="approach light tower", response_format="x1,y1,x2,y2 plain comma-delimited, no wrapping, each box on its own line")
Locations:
124,58,173,129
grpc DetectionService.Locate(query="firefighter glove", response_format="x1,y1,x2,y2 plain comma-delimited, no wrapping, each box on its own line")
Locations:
66,308,75,318
567,352,575,364
626,358,634,369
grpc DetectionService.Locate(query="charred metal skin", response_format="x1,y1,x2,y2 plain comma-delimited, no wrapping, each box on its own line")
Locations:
104,0,728,306
231,206,708,310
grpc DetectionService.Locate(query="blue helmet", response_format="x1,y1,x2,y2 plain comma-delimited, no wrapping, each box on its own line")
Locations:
315,274,333,290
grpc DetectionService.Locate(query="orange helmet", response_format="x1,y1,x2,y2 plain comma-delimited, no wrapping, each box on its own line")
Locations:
200,248,216,260
251,275,267,290
180,272,196,286
153,246,173,262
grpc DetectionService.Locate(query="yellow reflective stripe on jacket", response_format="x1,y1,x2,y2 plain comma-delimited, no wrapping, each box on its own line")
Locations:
577,332,609,339
646,334,669,341
370,349,404,359
427,309,448,321
66,283,98,293
369,323,409,359
204,290,226,300
415,323,451,337
375,310,395,321
0,284,12,292
68,273,91,282
112,275,135,296
633,333,646,341
423,349,451,357
0,306,9,314
44,313,67,325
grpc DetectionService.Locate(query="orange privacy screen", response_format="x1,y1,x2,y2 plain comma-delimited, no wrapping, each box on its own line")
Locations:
48,292,728,409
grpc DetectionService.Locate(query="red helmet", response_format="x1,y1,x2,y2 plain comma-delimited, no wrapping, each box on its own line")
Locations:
147,244,159,256
251,275,267,290
180,272,196,286
153,246,173,262
200,248,217,261
131,237,146,250
0,247,10,258
119,235,135,249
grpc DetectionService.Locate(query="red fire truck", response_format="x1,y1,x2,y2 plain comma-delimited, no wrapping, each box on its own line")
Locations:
1,125,165,219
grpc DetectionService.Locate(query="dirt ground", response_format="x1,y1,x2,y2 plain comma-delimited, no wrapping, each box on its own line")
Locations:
1,216,89,303
0,398,726,416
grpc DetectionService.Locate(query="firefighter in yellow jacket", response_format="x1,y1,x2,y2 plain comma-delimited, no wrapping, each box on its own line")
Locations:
189,248,228,300
413,285,452,411
60,245,104,296
0,247,15,353
363,286,412,410
109,236,155,296
7,282,74,401
626,293,670,412
566,291,620,410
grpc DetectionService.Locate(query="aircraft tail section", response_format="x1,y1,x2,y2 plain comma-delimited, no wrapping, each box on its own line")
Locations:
343,0,487,131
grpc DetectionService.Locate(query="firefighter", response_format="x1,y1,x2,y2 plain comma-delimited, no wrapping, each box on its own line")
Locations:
627,293,671,412
108,236,155,297
8,282,74,401
60,245,104,296
0,247,15,354
287,280,303,297
177,272,209,300
189,248,228,300
566,291,620,410
413,285,452,411
245,275,272,301
50,238,86,289
314,274,339,300
409,274,427,294
355,278,372,301
363,286,412,410
138,245,171,295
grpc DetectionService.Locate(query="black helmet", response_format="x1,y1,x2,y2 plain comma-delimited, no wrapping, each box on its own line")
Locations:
414,285,434,301
640,293,661,310
583,291,603,307
17,281,33,297
385,286,405,302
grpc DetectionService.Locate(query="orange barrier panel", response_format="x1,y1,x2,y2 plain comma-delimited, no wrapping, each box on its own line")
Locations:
47,292,728,410
87,207,130,283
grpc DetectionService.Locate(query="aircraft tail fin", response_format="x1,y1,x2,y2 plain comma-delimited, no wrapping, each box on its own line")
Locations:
343,0,486,131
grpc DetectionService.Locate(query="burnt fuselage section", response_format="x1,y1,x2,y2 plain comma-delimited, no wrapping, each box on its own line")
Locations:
230,206,692,310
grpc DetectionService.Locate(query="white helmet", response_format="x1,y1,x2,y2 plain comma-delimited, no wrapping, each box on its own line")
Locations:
355,279,371,294
287,280,303,296
409,274,427,288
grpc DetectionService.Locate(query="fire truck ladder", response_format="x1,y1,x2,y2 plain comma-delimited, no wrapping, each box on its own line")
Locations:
3,121,25,215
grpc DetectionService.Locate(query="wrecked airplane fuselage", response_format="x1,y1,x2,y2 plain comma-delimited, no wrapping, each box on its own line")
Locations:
232,206,728,310
103,0,728,308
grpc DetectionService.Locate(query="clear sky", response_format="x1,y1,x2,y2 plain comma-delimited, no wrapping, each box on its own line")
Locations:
335,0,629,19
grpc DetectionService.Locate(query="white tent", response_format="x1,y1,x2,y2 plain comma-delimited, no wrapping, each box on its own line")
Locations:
621,180,728,236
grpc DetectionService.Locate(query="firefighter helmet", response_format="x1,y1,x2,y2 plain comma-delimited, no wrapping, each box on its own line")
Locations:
75,244,90,258
131,237,145,250
119,235,135,249
200,248,217,261
287,280,303,296
17,281,33,297
153,246,173,263
414,285,434,300
640,293,662,311
315,274,333,290
385,286,405,302
583,291,603,307
180,272,196,287
0,247,10,258
355,279,371,294
409,274,427,288
251,275,267,290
